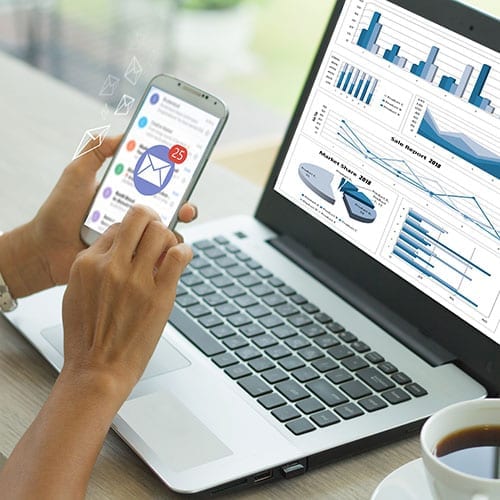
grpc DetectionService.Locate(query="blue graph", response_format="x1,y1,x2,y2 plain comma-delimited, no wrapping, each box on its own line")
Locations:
410,46,439,83
418,108,500,180
439,65,473,98
383,44,407,68
338,178,377,223
356,11,496,113
393,210,491,307
439,64,495,113
336,63,378,105
337,120,500,241
358,12,382,55
468,64,495,112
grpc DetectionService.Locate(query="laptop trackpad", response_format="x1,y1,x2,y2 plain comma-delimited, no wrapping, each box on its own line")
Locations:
119,390,233,472
40,325,190,379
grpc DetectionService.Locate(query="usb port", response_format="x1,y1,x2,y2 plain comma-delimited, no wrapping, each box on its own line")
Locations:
253,470,273,483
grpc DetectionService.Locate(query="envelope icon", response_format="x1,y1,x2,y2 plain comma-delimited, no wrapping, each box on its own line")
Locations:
99,74,119,96
72,125,110,160
124,56,143,86
114,94,135,116
137,153,174,188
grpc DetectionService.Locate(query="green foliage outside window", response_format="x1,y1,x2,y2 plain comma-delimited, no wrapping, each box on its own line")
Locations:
181,0,243,10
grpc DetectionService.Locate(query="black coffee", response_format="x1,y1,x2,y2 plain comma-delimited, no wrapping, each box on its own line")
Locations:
435,425,500,480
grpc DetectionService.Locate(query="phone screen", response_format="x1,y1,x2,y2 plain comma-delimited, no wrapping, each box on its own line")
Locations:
84,85,221,234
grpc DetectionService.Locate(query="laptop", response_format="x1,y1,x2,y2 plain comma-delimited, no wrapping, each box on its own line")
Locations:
5,0,499,494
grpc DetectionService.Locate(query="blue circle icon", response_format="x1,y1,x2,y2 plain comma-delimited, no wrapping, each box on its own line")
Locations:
150,93,159,105
138,116,148,128
134,145,175,196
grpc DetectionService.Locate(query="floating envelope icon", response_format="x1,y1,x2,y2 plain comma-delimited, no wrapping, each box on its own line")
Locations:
114,94,135,116
99,74,120,97
124,56,143,86
72,125,110,160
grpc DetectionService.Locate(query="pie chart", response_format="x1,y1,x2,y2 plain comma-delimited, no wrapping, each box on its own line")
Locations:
339,178,377,223
298,163,335,204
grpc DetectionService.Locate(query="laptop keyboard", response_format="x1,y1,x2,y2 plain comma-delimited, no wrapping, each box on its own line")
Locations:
170,235,428,436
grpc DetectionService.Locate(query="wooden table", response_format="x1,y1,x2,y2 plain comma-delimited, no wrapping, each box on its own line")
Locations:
0,50,421,499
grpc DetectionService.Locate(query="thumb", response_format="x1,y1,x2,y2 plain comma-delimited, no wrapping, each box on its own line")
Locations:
71,134,123,173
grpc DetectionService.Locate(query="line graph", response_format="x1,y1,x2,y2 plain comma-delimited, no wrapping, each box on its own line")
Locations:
336,120,500,241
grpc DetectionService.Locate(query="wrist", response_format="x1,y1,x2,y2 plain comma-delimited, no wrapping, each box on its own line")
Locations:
58,365,133,413
0,222,54,299
0,364,128,498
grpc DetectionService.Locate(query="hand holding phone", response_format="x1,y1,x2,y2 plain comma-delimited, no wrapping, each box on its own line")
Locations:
80,74,228,245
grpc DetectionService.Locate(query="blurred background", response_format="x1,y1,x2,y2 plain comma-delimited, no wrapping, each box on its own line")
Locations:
0,0,498,183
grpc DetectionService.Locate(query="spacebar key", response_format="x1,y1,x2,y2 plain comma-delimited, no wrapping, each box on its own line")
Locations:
170,306,225,357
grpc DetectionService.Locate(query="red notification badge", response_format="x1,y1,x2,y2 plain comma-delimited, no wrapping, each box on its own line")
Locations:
168,144,188,164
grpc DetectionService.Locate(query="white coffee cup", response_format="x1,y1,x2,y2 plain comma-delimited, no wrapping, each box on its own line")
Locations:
420,398,500,500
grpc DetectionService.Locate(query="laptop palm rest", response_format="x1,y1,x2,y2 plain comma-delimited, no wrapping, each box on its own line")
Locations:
40,325,191,380
119,390,233,472
41,325,233,472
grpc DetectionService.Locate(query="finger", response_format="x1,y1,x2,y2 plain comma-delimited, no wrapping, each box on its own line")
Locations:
111,205,161,261
177,204,198,223
156,243,193,291
134,221,178,271
173,231,184,244
99,134,123,157
88,223,120,254
72,135,123,173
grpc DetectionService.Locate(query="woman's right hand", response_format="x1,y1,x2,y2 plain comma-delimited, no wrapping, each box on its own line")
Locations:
61,204,192,403
0,205,192,499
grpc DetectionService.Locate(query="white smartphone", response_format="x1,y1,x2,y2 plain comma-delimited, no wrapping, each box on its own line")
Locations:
80,74,228,245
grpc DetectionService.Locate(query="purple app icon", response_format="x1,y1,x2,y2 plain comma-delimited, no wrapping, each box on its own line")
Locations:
91,210,100,222
103,187,112,198
150,93,159,105
133,145,175,196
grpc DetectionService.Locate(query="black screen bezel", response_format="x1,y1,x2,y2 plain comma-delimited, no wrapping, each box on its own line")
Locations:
256,0,500,393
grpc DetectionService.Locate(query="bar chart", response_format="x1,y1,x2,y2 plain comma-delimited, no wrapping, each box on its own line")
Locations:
393,210,491,309
439,65,473,98
468,65,495,113
383,44,407,68
336,63,378,105
355,9,497,114
357,11,382,55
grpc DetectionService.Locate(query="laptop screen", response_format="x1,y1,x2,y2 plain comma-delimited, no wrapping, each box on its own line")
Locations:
273,0,499,343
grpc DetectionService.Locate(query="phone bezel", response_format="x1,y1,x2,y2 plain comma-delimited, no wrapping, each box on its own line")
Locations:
80,73,228,246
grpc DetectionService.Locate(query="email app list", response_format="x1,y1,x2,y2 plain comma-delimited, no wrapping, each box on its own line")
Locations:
134,145,175,196
85,85,219,233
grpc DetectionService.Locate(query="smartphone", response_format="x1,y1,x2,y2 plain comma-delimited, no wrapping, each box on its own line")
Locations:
80,74,228,245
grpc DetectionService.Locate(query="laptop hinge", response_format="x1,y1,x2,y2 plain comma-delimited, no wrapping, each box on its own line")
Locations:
269,235,456,367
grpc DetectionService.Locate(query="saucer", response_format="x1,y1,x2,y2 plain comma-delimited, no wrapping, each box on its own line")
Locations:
371,458,433,500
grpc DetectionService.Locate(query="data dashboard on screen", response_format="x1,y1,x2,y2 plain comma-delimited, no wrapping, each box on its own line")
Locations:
275,0,500,341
